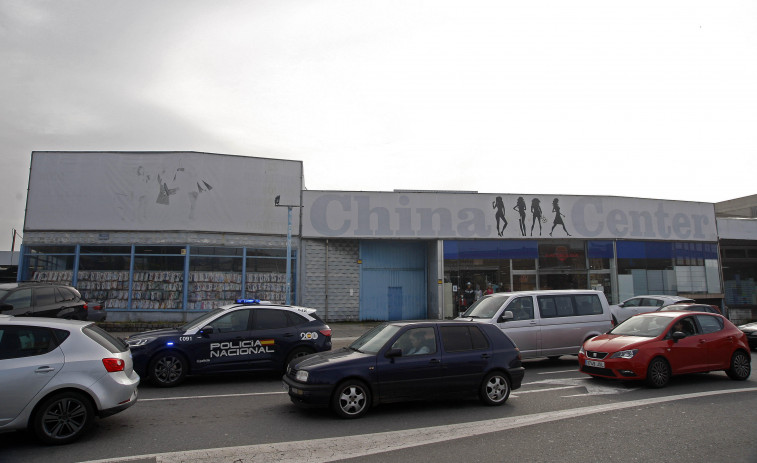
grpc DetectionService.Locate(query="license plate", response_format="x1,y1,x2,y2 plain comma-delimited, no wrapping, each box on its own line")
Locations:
585,359,605,368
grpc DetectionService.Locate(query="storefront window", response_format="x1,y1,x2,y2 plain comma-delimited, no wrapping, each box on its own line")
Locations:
132,252,185,310
588,241,614,270
25,246,76,284
246,249,293,304
617,241,719,299
443,240,538,312
78,248,131,309
188,247,244,310
722,245,757,308
538,241,586,270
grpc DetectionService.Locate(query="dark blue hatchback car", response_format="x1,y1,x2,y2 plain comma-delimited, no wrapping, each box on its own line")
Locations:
283,320,524,418
126,300,331,387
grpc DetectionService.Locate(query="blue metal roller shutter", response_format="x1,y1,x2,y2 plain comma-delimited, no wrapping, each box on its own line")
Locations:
359,241,427,321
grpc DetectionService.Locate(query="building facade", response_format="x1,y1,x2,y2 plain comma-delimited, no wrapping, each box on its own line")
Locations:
20,151,303,322
299,191,723,321
18,151,756,323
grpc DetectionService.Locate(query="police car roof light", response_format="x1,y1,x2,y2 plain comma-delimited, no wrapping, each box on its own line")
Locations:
236,298,262,305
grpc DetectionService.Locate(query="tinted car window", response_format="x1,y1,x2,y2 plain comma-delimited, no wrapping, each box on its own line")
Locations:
441,326,489,352
214,310,252,333
4,288,32,310
57,287,78,302
0,326,58,359
35,287,57,306
696,315,723,334
83,325,129,353
53,328,71,345
285,312,308,326
538,296,576,318
254,309,289,330
469,325,490,349
642,298,664,307
575,294,603,315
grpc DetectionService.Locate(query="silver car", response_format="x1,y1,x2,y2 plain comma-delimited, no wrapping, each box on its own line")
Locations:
0,315,139,444
609,295,694,324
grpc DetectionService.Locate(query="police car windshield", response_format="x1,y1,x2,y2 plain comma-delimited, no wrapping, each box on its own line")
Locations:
180,308,226,331
462,296,502,319
349,324,401,354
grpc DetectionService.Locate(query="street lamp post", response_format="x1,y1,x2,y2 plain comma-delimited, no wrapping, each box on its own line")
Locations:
275,196,301,305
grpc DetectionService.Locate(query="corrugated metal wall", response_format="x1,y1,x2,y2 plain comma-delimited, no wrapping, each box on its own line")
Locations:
301,239,360,321
360,241,427,321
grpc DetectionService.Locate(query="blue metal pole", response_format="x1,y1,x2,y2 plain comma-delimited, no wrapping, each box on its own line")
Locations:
286,206,292,305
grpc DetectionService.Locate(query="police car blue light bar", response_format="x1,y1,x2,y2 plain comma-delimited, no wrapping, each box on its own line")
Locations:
236,299,262,304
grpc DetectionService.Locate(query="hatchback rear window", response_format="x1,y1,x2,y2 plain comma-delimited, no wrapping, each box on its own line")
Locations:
83,325,129,353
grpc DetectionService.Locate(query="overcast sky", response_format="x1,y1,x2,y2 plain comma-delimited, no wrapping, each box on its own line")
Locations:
2,1,755,250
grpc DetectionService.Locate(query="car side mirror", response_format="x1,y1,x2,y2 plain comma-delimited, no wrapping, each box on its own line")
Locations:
385,348,402,358
498,310,514,323
618,303,625,308
672,331,686,342
199,325,214,336
0,303,12,312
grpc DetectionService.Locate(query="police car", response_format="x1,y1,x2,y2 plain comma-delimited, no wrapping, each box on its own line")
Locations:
125,300,331,387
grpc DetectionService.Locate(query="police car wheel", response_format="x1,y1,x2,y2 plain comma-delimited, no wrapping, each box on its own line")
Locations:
149,351,188,387
331,380,371,419
285,347,314,369
480,371,511,406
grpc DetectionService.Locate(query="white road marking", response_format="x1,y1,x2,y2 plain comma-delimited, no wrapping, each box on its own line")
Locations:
81,387,757,463
536,369,579,375
510,386,578,396
140,391,287,402
528,377,639,396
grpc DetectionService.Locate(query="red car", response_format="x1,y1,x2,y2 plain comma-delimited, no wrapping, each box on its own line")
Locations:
579,312,751,388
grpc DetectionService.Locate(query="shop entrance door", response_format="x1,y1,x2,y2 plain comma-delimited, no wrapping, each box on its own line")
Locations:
512,273,537,291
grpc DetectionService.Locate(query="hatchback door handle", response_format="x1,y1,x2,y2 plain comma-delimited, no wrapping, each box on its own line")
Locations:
35,367,56,374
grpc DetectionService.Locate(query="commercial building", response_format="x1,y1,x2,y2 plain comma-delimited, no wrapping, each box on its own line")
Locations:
18,151,757,323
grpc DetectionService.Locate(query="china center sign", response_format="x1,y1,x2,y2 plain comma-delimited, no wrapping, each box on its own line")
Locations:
302,192,717,242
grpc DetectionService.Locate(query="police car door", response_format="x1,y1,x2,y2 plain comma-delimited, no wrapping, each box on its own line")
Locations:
248,309,293,369
200,308,256,372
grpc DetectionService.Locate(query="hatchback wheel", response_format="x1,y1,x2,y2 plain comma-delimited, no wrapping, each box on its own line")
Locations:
480,371,511,405
331,380,371,419
645,357,670,388
726,351,751,381
33,391,94,445
150,351,187,387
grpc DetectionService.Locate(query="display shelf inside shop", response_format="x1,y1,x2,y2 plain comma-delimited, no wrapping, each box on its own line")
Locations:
31,269,288,309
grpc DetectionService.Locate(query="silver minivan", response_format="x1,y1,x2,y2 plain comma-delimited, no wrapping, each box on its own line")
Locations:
456,290,612,359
